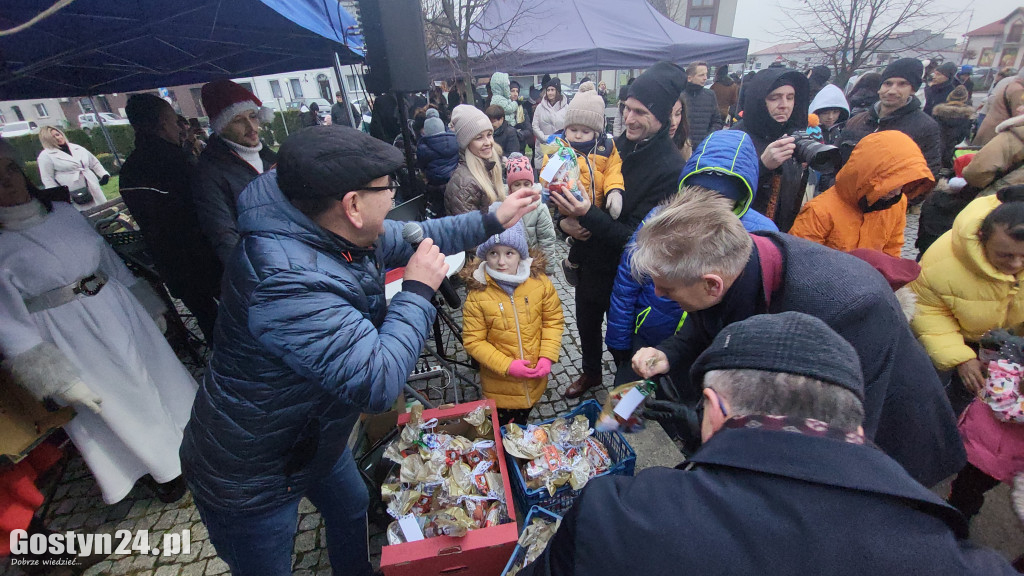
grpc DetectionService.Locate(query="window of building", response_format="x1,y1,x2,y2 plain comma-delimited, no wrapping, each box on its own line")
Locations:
289,78,304,99
34,103,49,117
755,62,762,69
1010,21,1024,44
345,75,360,92
190,87,205,116
688,15,712,32
238,81,255,97
270,80,283,99
12,106,24,121
691,0,714,6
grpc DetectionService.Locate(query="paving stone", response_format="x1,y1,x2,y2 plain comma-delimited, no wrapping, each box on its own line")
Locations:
154,564,181,576
295,550,320,570
132,552,158,571
299,512,321,531
294,570,314,576
295,530,317,553
82,560,114,576
190,520,208,541
108,556,136,576
181,560,208,576
298,498,316,514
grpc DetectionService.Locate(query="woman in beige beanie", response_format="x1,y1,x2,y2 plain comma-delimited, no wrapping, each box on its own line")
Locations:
445,104,506,215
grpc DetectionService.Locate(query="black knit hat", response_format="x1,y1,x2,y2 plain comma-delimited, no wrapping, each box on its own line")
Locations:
809,65,831,86
544,77,561,91
277,125,404,199
628,61,687,126
690,312,865,400
881,58,925,92
935,61,958,80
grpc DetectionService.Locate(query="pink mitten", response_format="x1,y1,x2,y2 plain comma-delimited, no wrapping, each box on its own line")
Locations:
508,359,534,379
528,358,552,378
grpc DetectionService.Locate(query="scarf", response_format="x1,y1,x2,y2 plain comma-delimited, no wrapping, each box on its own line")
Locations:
223,138,265,174
723,414,865,445
0,198,47,231
473,259,532,296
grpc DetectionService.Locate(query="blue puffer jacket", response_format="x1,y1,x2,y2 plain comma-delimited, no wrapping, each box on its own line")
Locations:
606,131,777,352
180,170,496,514
416,131,460,185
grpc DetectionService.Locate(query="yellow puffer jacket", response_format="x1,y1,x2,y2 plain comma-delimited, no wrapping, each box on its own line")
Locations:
540,136,624,208
910,195,1024,370
461,254,564,409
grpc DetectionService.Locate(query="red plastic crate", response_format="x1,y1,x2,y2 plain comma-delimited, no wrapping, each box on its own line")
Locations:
380,399,519,576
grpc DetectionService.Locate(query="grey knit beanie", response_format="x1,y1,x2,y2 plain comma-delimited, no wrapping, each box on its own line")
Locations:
564,82,606,134
451,104,493,150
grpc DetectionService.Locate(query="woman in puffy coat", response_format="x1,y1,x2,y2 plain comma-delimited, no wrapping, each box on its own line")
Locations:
461,222,564,424
445,105,506,215
789,130,934,257
37,126,109,210
532,77,568,168
932,86,977,172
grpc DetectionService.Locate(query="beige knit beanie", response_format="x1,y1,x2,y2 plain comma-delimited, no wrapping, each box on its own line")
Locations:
563,82,606,134
450,104,493,150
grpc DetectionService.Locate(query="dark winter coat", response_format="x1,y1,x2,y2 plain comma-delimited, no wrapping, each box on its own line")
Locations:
416,131,459,185
118,134,222,300
521,424,1014,576
192,135,278,263
682,82,724,147
180,169,503,514
925,79,958,117
838,97,942,183
492,120,520,158
731,68,810,232
656,232,966,487
932,101,977,170
571,129,684,302
330,102,359,128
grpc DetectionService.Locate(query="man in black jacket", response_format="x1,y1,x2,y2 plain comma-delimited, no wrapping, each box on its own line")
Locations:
682,61,723,147
119,94,223,340
192,79,278,264
330,90,359,128
551,61,686,399
523,313,1014,576
629,189,964,488
838,58,941,184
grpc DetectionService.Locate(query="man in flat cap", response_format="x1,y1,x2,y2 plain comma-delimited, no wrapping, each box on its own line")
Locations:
522,313,1016,576
179,125,539,576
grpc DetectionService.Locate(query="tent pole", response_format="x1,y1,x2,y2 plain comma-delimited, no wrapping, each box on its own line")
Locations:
334,52,358,128
87,95,122,168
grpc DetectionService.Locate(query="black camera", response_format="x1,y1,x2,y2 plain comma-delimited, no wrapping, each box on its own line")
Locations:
789,131,841,174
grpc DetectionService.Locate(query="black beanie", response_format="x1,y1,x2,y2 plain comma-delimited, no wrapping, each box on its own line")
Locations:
628,61,687,126
880,58,924,92
935,61,958,80
544,77,561,91
809,65,831,85
690,311,865,401
277,125,404,199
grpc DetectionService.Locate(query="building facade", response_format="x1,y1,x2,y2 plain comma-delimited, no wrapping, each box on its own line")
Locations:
680,0,738,36
963,8,1024,71
748,30,959,74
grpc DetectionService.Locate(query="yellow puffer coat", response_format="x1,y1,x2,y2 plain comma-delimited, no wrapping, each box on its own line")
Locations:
910,195,1024,370
461,254,564,409
540,136,624,208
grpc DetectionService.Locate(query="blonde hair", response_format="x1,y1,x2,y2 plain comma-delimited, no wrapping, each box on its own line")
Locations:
38,126,66,150
466,142,506,204
631,187,752,284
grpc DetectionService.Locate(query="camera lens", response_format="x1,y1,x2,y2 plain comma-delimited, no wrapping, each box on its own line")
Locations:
790,132,841,174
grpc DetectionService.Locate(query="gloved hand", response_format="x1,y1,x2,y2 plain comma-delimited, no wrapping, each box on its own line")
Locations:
99,174,110,186
609,348,632,369
527,358,552,378
508,359,534,379
58,381,103,415
642,399,700,437
605,189,623,219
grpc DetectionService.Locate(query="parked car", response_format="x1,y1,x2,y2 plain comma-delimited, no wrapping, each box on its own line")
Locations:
78,112,130,131
286,98,331,122
970,67,997,93
0,121,39,137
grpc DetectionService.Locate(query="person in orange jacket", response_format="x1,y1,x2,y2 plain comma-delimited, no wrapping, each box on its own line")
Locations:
789,130,934,257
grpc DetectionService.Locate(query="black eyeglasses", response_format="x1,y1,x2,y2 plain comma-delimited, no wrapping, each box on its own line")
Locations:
360,177,401,193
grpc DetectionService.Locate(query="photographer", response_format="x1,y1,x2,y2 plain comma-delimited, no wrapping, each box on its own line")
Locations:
790,131,934,257
730,68,810,232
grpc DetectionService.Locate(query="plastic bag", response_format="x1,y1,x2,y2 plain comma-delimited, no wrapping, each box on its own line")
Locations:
595,380,657,432
539,138,584,202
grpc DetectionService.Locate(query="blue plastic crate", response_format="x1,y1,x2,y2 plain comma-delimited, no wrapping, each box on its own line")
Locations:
500,506,562,576
501,399,636,515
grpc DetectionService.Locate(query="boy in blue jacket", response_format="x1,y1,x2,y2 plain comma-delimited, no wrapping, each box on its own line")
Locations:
606,130,777,385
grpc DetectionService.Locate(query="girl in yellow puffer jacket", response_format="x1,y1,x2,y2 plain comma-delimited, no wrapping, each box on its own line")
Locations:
461,219,564,425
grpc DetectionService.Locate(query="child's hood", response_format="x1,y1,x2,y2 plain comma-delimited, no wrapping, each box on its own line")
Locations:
462,248,548,291
491,72,512,100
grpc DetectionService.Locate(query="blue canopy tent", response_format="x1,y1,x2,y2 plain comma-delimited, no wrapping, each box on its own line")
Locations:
428,0,749,77
0,0,364,100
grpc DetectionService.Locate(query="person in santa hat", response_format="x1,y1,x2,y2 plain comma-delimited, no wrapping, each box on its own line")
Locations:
192,79,278,264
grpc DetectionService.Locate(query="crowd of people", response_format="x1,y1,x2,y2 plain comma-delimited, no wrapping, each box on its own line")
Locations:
3,51,1024,575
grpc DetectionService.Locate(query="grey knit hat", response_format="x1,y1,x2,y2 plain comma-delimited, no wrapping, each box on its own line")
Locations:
690,312,865,400
476,210,529,260
423,108,446,137
564,82,606,133
451,104,493,150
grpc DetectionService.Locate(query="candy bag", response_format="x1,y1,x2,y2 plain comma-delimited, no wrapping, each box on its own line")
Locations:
539,138,584,202
595,380,657,432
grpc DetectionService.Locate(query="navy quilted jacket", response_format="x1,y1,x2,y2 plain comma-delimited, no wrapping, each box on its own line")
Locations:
416,131,459,185
180,169,493,513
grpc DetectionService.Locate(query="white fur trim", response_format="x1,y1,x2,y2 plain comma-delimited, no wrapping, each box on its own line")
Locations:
996,113,1024,135
210,100,260,134
947,177,967,191
894,287,917,322
2,342,82,400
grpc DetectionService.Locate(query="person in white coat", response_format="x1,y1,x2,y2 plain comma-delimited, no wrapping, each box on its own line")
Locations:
36,126,110,210
532,77,568,168
0,141,197,505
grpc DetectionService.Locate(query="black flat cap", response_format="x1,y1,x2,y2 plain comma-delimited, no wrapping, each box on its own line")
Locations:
277,125,404,199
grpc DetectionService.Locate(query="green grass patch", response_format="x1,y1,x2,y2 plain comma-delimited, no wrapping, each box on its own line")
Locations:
102,174,120,201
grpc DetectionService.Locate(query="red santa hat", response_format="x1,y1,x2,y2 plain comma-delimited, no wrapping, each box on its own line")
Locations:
201,79,275,134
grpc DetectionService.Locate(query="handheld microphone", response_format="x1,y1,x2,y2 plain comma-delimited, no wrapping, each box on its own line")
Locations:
401,222,462,308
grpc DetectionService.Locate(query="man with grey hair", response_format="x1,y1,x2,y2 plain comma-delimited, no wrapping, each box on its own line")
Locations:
682,60,723,146
520,313,1016,576
628,189,963,488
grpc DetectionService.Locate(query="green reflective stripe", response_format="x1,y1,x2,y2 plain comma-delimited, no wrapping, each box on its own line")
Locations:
634,307,652,334
730,133,747,172
675,311,688,333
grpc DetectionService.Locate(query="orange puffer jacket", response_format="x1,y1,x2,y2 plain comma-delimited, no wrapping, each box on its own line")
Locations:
789,130,934,257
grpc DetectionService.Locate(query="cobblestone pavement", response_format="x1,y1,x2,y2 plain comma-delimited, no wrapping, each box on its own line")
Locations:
4,212,1022,576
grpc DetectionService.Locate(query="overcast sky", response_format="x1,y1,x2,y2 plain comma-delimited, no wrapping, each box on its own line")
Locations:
732,0,1014,51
